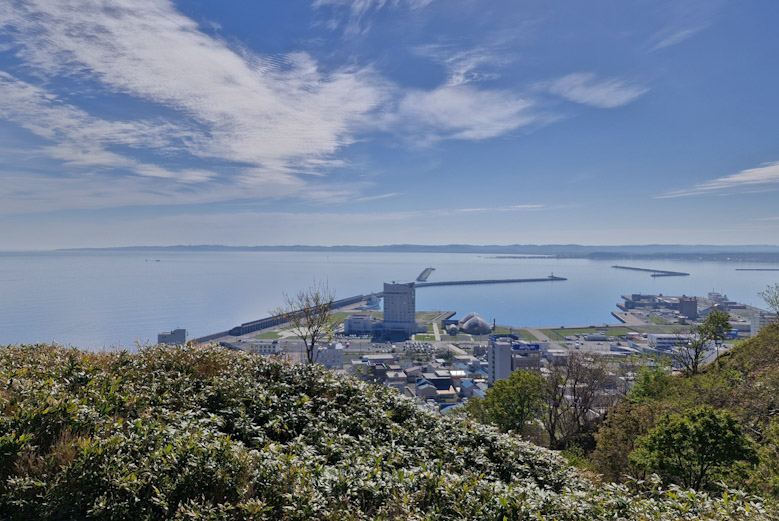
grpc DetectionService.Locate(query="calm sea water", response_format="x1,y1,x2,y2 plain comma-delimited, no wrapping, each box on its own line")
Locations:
1,250,777,349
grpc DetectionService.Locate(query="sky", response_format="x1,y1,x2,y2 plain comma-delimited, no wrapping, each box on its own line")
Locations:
1,0,778,249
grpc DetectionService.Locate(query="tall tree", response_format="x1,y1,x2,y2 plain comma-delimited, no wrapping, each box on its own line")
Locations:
630,406,757,490
482,369,544,435
273,282,335,364
672,310,731,376
759,282,779,313
699,309,731,368
541,353,611,450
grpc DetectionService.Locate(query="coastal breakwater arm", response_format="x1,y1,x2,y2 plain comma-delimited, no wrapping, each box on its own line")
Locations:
416,267,435,282
416,275,566,287
611,265,689,277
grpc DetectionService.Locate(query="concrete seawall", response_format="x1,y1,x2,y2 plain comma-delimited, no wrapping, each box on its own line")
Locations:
416,275,566,288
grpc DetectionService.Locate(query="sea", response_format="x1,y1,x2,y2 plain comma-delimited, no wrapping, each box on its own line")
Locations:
1,250,777,349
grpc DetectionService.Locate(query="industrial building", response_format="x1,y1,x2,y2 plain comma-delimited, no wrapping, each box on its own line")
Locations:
157,328,187,345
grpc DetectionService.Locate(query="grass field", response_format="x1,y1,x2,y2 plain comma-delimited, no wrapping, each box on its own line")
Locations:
543,327,633,340
255,331,281,339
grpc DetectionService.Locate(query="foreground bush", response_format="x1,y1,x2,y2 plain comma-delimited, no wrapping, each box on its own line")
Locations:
0,344,774,520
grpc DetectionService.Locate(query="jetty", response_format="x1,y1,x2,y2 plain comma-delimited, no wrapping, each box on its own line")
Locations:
416,275,566,288
612,265,689,277
735,268,779,271
416,267,435,282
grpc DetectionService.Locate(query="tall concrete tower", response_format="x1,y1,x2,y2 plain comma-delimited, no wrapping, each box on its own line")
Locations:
376,282,422,341
383,282,416,323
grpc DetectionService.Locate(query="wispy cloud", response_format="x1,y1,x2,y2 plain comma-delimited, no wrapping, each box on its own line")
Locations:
395,85,535,142
645,0,723,52
455,204,543,213
0,0,390,211
355,192,401,202
543,73,648,109
657,161,779,199
415,43,512,87
648,26,706,52
314,0,435,34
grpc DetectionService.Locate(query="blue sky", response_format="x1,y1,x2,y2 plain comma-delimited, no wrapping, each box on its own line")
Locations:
1,0,778,249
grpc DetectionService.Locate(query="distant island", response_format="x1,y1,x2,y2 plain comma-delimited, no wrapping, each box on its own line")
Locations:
57,243,779,262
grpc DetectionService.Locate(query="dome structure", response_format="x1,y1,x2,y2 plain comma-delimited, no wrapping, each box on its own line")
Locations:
458,312,491,334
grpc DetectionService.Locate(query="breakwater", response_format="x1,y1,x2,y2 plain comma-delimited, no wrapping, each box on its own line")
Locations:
416,267,435,282
192,293,367,342
612,265,689,277
416,275,566,287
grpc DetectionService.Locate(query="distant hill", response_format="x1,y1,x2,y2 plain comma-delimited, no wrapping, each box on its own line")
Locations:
0,342,773,520
58,243,779,262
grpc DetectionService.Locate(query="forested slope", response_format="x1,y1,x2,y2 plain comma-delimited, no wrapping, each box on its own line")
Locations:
0,343,774,520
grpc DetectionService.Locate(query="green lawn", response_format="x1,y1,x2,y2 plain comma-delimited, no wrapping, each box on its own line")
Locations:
255,331,281,339
543,327,632,340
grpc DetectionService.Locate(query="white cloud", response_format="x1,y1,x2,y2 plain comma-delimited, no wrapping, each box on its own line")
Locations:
544,73,648,109
0,0,386,196
648,26,705,51
645,0,723,52
657,161,779,199
355,192,401,201
415,44,510,87
396,85,535,141
314,0,435,34
455,204,543,213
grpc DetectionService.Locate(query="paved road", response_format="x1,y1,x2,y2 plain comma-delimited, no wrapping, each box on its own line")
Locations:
432,322,442,341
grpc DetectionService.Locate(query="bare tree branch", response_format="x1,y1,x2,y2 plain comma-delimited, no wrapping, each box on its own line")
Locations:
272,281,335,364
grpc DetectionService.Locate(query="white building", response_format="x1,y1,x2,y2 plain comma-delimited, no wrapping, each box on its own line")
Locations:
647,333,697,351
751,312,778,337
315,342,344,369
344,313,374,335
487,336,513,385
248,341,283,357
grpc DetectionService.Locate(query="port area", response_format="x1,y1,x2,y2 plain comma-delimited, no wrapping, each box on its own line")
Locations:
611,265,689,277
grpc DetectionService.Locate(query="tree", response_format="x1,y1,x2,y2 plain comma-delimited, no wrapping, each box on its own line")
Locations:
699,309,731,368
759,282,779,313
273,282,335,364
670,333,708,377
482,370,544,435
629,357,672,404
630,406,757,490
591,400,668,482
671,311,730,377
541,352,612,450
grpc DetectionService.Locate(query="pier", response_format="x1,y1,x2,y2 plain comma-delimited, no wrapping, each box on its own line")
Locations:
416,267,435,282
416,275,566,288
612,265,689,277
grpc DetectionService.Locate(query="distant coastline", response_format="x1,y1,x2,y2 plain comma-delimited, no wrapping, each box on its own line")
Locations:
54,244,779,263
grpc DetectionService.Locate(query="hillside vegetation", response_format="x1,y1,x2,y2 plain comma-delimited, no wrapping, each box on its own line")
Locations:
592,323,779,497
0,343,774,520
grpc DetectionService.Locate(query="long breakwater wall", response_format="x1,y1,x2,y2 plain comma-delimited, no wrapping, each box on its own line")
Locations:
416,275,566,287
611,265,689,277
